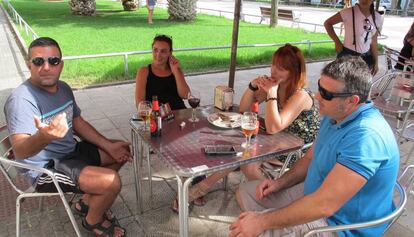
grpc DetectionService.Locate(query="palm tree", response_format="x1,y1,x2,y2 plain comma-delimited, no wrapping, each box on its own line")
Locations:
69,0,96,16
167,0,197,21
122,0,139,11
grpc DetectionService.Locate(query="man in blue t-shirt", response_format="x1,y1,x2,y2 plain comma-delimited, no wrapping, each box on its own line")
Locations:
4,37,130,237
229,56,399,237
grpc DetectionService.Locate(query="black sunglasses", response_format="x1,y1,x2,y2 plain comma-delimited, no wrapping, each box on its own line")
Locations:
31,57,61,67
318,80,354,101
363,18,373,43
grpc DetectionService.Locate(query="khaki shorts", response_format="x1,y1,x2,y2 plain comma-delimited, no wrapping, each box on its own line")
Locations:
239,181,337,237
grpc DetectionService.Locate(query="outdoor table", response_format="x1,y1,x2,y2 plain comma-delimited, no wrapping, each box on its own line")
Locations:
130,105,304,237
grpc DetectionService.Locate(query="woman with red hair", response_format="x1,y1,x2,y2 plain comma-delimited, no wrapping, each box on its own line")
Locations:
172,44,320,212
238,44,319,179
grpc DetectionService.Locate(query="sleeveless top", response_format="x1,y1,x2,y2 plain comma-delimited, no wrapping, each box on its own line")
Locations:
276,89,320,166
145,64,186,110
281,89,320,144
395,37,413,71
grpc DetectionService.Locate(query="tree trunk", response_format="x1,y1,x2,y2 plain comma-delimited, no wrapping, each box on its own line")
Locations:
69,0,96,16
270,0,278,27
167,0,197,21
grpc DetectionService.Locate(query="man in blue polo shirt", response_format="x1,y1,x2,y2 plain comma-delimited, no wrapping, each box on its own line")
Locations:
229,56,399,237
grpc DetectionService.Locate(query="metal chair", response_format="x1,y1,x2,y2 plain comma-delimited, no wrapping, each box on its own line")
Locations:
0,125,81,237
260,142,313,179
373,71,414,131
302,181,407,237
384,46,413,73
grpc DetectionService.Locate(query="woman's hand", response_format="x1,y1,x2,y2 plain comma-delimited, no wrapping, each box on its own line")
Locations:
169,55,181,74
256,75,279,97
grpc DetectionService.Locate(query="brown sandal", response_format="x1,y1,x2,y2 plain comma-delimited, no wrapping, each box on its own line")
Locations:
171,182,209,213
82,217,126,237
74,199,118,224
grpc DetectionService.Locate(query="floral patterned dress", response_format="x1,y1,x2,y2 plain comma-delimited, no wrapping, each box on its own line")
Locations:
273,88,320,167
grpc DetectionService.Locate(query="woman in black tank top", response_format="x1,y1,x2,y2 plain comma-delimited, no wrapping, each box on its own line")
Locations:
135,35,190,110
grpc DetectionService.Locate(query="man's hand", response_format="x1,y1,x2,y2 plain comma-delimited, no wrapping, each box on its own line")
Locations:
106,140,133,163
229,212,265,237
34,113,69,142
256,179,282,200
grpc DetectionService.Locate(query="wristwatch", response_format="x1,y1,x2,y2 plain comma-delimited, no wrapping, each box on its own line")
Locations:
248,82,258,91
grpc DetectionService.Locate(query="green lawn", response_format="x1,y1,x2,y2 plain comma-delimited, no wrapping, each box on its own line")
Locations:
6,0,336,87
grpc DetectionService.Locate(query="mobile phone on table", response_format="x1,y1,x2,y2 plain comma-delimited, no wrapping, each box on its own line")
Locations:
204,145,236,155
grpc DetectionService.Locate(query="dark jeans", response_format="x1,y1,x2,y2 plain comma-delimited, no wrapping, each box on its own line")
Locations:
337,47,374,69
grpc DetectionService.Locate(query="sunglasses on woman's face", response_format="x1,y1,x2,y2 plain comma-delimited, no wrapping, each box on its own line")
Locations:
318,80,354,101
31,57,61,67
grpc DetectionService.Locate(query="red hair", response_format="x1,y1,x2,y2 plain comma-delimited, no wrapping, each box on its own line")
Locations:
272,44,306,98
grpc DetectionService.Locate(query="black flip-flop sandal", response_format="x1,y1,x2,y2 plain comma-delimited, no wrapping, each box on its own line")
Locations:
74,199,119,224
82,217,126,237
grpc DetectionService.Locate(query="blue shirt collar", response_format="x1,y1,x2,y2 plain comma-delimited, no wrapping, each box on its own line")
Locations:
329,101,374,129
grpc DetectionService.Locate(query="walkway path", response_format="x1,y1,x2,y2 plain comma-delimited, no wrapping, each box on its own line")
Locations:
0,6,29,124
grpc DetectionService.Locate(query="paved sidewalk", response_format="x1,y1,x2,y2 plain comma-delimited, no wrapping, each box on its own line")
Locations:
0,2,414,237
0,5,29,124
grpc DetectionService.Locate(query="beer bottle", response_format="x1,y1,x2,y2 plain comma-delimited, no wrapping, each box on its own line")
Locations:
150,96,162,137
251,101,259,139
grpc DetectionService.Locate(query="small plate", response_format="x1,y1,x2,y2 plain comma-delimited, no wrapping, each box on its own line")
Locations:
207,112,241,128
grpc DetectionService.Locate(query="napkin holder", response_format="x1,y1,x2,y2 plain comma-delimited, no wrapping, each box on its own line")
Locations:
214,86,234,111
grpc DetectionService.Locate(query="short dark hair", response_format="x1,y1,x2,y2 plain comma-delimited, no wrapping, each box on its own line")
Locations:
28,37,62,59
322,56,372,103
152,34,173,51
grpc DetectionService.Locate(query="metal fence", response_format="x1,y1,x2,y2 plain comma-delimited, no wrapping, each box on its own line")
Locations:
3,0,38,40
3,0,335,75
63,40,334,75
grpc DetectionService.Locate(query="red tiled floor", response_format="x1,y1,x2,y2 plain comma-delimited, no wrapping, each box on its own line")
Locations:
0,173,59,220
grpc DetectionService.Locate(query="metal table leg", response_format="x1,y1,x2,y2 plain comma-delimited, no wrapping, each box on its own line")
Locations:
177,175,194,237
131,129,143,214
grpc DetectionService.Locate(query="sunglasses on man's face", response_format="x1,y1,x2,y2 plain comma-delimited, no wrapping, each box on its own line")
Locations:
31,57,61,67
318,80,354,101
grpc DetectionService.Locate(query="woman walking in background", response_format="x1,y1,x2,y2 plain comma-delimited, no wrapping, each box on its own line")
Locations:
146,0,156,24
324,0,383,75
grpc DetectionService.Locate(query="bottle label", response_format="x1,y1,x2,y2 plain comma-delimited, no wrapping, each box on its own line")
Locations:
157,117,162,129
150,119,156,133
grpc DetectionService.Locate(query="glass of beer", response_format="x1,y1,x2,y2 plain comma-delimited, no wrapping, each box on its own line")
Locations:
241,112,258,149
138,101,152,131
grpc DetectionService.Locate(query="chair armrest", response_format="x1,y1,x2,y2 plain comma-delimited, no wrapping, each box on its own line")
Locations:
0,156,55,177
303,182,407,237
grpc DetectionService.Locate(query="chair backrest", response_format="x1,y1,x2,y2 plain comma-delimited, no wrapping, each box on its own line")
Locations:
0,125,31,193
0,125,13,159
384,46,413,72
399,165,414,196
302,181,407,237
